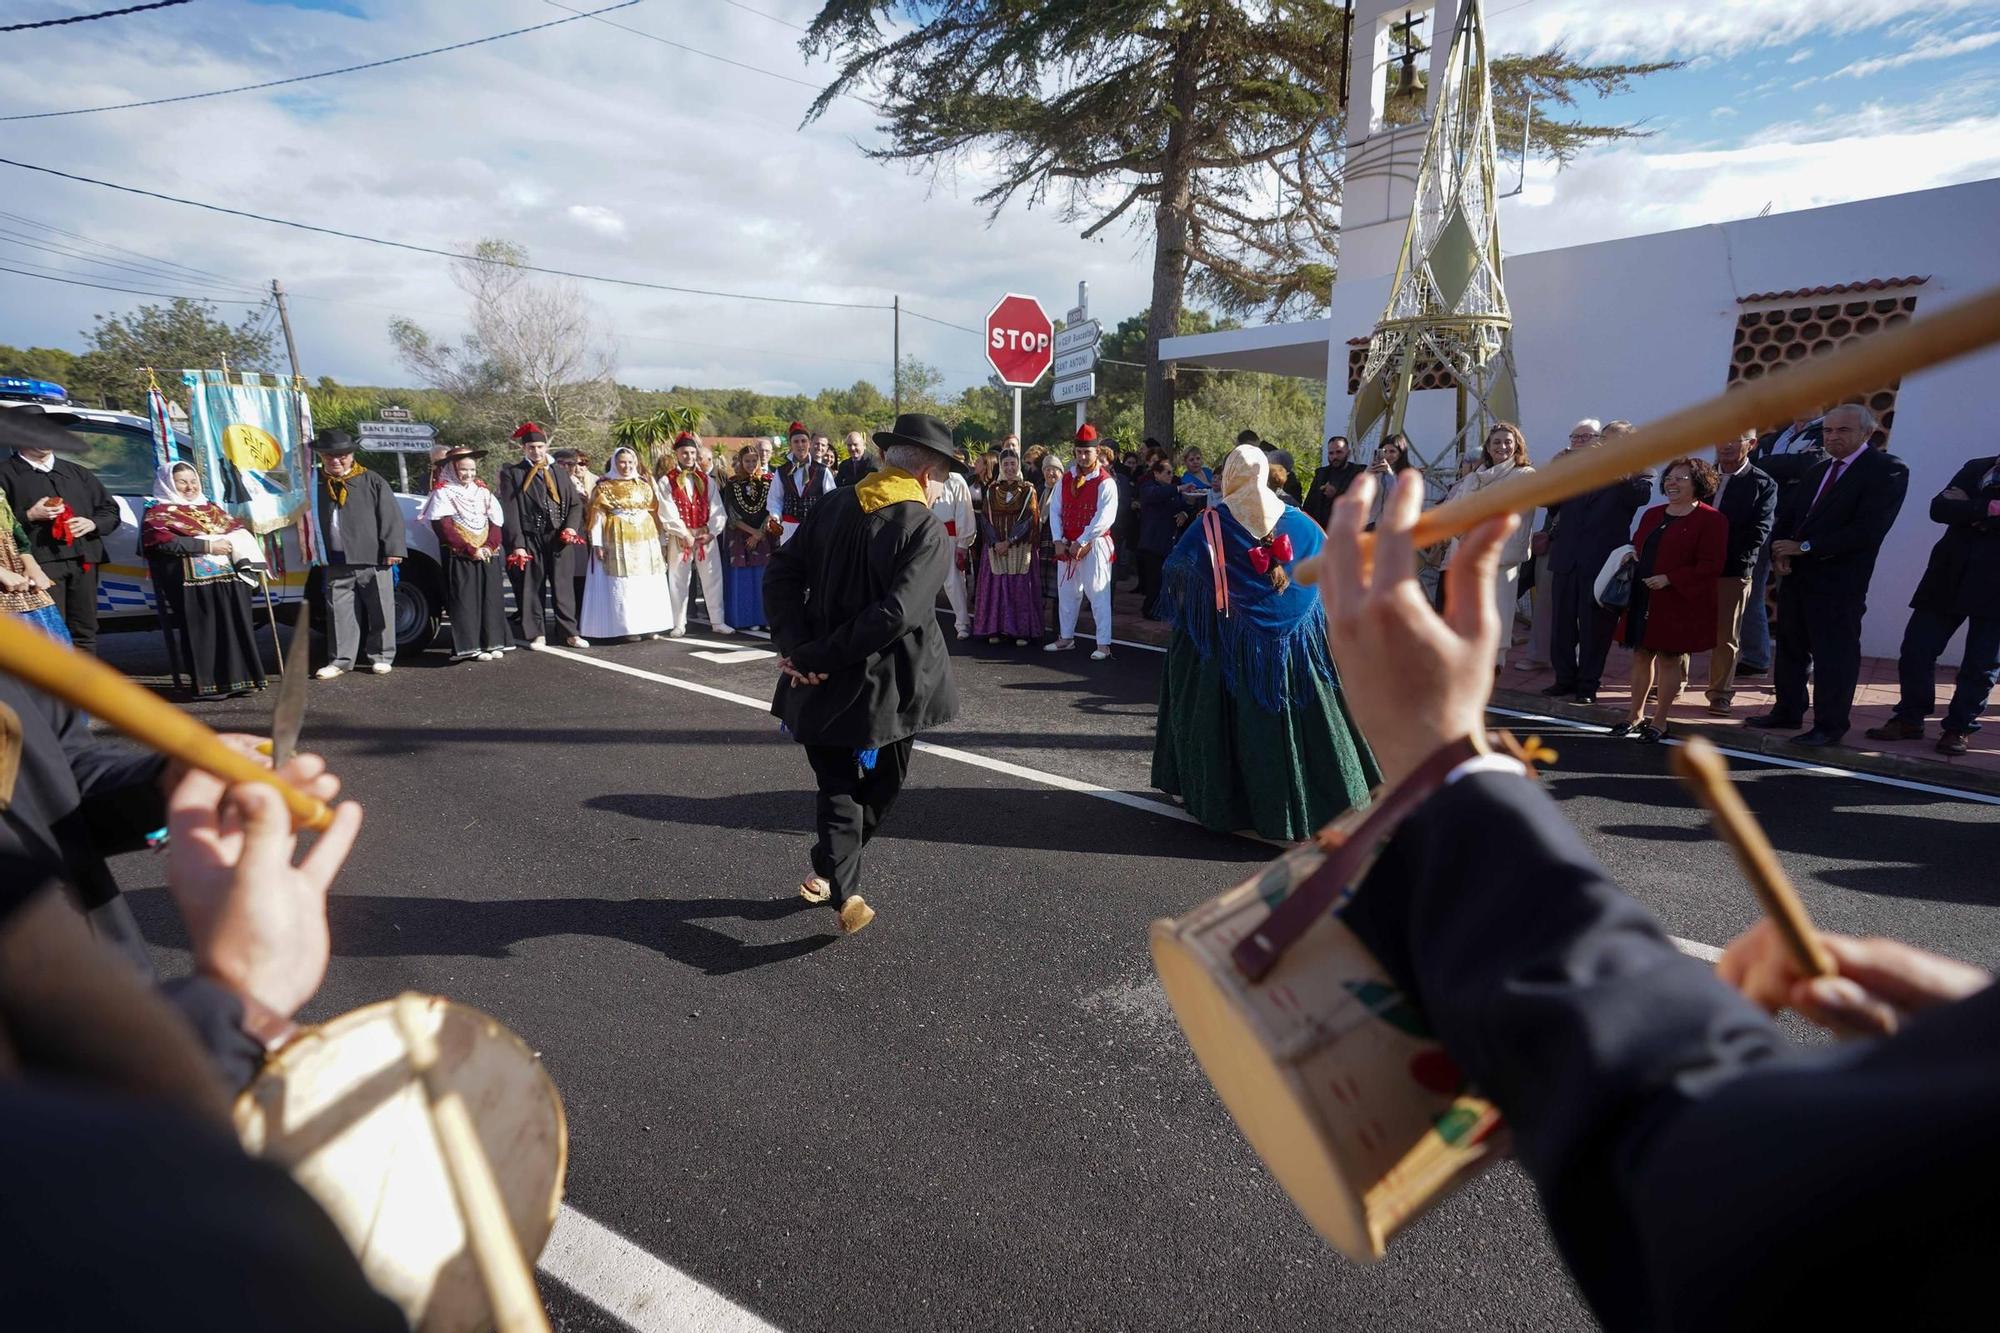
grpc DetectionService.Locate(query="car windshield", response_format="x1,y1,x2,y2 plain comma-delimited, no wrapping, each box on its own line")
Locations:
49,419,184,496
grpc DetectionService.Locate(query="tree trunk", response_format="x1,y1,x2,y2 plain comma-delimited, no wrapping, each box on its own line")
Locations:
1144,25,1202,449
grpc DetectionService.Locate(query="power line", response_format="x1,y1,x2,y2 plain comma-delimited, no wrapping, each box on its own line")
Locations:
539,0,856,98
0,230,263,298
722,0,808,32
0,1,645,122
0,208,249,286
902,308,981,336
0,155,897,311
0,262,264,304
0,0,188,33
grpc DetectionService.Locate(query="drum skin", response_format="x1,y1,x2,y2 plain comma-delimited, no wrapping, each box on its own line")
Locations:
235,995,567,1332
1151,841,1505,1261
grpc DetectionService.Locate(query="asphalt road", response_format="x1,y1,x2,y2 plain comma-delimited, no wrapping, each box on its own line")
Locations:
97,610,2000,1332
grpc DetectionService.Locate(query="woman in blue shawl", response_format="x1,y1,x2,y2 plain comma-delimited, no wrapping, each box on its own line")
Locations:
1151,445,1378,840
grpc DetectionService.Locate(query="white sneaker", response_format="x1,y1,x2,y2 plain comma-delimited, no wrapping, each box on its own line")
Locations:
955,625,971,640
476,651,498,661
313,665,345,680
712,623,734,636
566,636,590,648
524,636,546,652
1043,638,1076,652
667,628,686,639
370,661,393,675
1090,648,1113,661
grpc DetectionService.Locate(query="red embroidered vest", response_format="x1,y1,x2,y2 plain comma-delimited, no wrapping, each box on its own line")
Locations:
1062,469,1107,543
668,469,708,532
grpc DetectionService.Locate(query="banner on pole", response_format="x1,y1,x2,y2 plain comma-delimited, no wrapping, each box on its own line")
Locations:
181,369,317,548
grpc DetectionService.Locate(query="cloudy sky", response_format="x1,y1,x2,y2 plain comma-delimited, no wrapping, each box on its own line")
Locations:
2,0,1996,398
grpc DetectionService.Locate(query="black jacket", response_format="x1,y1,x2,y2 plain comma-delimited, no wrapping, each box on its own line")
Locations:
1303,461,1365,526
766,483,958,748
1711,462,1778,578
1909,454,2000,621
1754,421,1826,493
1342,769,1998,1329
314,468,406,566
1772,448,1909,596
496,457,584,550
0,453,122,567
834,454,879,488
1546,470,1654,576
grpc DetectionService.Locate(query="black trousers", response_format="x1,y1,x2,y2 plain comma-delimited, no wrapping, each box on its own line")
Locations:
1549,568,1617,693
45,561,100,654
508,537,578,642
1137,549,1166,618
1774,578,1864,736
805,738,915,907
444,555,507,656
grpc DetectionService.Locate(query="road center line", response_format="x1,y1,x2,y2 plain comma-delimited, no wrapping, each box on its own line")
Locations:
540,1204,781,1332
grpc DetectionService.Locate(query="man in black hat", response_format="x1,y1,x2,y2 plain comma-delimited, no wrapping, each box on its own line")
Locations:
496,422,587,650
764,412,964,934
310,429,405,679
0,405,122,654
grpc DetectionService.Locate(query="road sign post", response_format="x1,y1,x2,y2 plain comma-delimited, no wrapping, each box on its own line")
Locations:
1050,282,1098,423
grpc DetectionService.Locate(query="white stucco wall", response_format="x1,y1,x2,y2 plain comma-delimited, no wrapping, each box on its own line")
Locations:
1305,177,2000,659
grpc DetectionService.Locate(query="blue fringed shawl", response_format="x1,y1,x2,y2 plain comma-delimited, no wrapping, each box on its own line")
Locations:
1154,504,1340,715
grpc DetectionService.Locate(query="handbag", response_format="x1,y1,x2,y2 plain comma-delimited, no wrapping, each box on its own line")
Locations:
1593,545,1635,610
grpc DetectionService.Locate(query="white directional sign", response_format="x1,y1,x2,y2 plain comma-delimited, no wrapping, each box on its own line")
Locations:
1051,372,1096,406
1052,347,1097,381
1053,320,1100,356
357,420,437,452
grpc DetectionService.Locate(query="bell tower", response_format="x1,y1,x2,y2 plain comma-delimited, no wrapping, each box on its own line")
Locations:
1341,0,1461,282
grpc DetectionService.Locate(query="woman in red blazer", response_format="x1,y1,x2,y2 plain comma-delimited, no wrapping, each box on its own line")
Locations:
1611,458,1729,742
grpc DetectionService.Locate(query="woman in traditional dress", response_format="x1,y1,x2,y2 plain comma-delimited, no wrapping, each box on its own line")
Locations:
0,486,66,645
420,447,508,663
1442,422,1538,668
580,446,676,642
140,461,266,698
1152,444,1379,841
972,451,1043,644
719,443,775,631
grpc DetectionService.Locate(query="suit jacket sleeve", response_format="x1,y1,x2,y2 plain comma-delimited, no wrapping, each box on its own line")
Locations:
373,475,407,560
562,471,584,533
56,695,168,855
1930,458,1995,528
787,512,950,676
1742,473,1777,566
1799,454,1909,563
80,465,122,540
496,468,524,549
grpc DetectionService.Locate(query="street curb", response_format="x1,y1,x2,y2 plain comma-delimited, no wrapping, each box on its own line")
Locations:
1491,689,2000,798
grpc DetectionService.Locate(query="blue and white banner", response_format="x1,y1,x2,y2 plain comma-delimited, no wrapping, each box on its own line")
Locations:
181,369,315,544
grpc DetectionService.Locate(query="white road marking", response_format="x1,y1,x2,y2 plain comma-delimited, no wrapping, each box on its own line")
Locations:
691,648,778,664
539,1204,780,1332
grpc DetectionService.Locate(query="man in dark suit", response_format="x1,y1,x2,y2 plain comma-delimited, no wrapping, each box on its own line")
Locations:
311,430,407,679
833,430,879,487
1303,435,1364,527
0,405,123,653
1865,451,2000,756
1704,429,1778,715
766,412,963,935
1749,403,1909,745
1543,421,1653,703
1312,470,1996,1329
1739,414,1826,674
496,421,586,649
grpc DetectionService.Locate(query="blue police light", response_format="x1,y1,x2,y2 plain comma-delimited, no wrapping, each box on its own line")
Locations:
0,377,69,404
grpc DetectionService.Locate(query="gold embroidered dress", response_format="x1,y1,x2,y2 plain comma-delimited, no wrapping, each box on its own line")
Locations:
580,449,674,639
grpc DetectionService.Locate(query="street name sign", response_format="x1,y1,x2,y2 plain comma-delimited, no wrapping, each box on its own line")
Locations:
357,420,437,452
1052,320,1100,357
1051,372,1096,406
1052,347,1097,381
985,293,1054,387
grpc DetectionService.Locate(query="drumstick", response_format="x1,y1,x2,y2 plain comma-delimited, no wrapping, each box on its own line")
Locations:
393,995,552,1333
0,613,334,832
1296,282,2000,585
1670,737,1837,978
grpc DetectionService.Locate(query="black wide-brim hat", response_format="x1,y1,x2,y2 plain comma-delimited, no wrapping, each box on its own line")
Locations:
310,428,358,456
0,404,87,454
439,447,487,463
871,413,971,478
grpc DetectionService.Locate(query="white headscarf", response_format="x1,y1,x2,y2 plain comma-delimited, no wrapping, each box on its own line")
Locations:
1218,444,1284,540
608,446,642,480
151,461,210,507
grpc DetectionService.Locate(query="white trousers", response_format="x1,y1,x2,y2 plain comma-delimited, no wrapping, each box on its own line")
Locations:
1057,573,1113,647
942,555,970,632
668,541,729,632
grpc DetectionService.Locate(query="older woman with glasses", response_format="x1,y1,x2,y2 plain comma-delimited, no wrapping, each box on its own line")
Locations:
1611,457,1729,743
1444,422,1537,667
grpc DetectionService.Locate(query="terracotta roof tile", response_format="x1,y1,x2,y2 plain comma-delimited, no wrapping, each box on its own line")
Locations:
1738,276,1928,304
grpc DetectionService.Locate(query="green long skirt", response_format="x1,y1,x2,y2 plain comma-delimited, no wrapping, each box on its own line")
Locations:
1151,637,1379,842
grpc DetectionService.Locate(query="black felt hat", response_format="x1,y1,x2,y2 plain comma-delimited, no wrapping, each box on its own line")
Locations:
0,404,86,454
870,413,970,478
309,428,358,456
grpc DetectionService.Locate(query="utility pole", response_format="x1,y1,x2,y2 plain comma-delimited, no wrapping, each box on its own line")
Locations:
892,294,901,418
1074,280,1089,432
271,279,303,381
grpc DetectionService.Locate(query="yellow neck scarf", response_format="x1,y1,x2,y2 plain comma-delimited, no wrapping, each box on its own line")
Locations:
856,465,926,515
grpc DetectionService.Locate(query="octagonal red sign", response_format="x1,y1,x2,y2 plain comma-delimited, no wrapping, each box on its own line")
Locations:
984,292,1053,387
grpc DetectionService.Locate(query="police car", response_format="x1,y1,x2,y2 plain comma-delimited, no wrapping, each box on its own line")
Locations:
0,377,444,648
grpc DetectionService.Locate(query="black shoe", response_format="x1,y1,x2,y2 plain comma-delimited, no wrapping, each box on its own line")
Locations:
1636,722,1667,744
1606,721,1635,738
1744,713,1801,730
1575,693,1596,705
1734,664,1768,678
1541,683,1574,697
1791,728,1844,748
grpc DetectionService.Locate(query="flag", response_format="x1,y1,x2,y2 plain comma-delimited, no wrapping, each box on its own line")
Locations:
145,385,175,471
180,370,315,554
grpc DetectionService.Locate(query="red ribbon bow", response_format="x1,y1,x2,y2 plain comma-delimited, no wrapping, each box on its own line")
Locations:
48,499,75,546
1246,532,1293,574
506,551,532,572
558,527,585,546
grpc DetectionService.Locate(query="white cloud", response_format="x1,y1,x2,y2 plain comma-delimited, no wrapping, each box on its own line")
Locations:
1832,28,2000,78
1487,0,2000,62
565,205,627,238
1786,47,1816,64
1710,105,1738,118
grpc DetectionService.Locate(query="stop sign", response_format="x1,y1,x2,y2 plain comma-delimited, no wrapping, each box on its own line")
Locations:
984,292,1053,387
